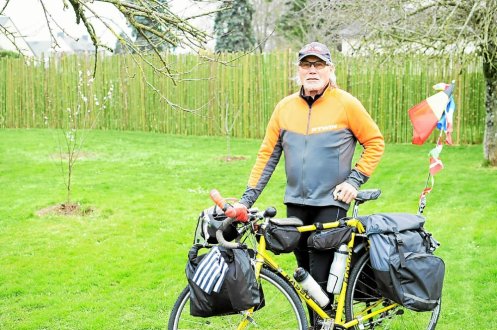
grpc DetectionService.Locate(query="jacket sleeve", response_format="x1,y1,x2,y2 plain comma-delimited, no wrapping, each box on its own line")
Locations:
239,106,283,207
344,96,385,188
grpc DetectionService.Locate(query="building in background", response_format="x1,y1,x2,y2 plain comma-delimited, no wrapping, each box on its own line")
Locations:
0,16,35,56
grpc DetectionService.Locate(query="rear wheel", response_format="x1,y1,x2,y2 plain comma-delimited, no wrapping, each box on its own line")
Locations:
345,253,440,330
168,267,308,329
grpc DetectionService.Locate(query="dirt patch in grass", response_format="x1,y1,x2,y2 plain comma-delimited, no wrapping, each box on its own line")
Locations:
36,203,95,217
50,152,98,161
218,156,247,162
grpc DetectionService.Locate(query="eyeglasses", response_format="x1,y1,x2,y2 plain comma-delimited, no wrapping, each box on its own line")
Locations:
299,60,328,70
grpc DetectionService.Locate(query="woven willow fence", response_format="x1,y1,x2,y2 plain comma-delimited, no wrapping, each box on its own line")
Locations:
0,51,486,144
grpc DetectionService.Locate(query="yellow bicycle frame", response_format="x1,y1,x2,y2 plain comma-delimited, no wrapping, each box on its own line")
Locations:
237,218,398,330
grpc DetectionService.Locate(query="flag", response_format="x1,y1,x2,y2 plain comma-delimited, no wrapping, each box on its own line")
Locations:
436,96,456,144
429,156,444,175
428,142,444,175
408,83,455,145
192,246,229,294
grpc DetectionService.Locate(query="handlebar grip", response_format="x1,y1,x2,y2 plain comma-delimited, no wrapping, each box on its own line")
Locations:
210,189,229,211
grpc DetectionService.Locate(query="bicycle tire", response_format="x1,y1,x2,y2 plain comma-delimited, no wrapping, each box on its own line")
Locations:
168,267,308,330
345,252,441,330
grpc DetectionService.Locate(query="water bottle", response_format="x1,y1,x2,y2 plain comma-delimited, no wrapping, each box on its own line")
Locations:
327,244,348,294
294,267,330,307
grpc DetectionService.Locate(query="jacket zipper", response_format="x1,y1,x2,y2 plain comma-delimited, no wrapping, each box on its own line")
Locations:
302,104,313,202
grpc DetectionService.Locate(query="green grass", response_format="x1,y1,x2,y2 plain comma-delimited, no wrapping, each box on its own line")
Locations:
0,129,496,329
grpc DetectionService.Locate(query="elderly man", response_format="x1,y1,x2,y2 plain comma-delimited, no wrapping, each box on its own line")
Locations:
232,42,384,325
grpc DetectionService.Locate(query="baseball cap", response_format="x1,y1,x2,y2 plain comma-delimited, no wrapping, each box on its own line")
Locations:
298,42,332,64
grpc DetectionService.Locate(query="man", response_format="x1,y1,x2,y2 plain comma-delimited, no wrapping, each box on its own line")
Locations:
230,42,384,325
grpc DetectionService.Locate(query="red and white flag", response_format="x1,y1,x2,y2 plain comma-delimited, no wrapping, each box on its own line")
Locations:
408,84,454,145
428,143,444,175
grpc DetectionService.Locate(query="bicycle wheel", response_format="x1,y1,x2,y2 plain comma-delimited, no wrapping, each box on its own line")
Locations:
168,267,308,330
345,253,440,330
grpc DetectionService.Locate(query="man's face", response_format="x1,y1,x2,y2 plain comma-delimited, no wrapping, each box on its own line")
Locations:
298,55,333,95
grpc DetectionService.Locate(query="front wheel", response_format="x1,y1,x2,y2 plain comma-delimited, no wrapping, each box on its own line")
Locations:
168,267,308,329
345,253,441,330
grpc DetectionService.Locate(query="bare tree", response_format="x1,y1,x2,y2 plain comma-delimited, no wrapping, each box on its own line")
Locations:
1,0,228,213
219,96,241,161
251,0,285,52
0,0,223,111
290,0,497,166
276,0,347,51
54,69,113,205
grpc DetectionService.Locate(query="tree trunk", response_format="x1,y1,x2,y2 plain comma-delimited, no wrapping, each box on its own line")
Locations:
483,49,497,166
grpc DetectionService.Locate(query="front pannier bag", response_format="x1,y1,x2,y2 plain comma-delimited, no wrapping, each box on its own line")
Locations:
360,213,445,312
264,217,303,254
186,245,262,317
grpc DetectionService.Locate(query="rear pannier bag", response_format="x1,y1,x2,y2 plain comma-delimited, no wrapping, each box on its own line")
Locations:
186,245,262,317
360,213,445,312
264,217,303,254
307,226,353,250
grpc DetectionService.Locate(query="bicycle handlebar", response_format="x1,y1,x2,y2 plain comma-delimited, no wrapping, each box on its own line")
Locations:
209,188,381,249
209,189,246,249
215,217,243,249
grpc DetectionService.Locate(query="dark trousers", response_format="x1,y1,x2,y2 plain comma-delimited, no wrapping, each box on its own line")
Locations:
287,203,347,325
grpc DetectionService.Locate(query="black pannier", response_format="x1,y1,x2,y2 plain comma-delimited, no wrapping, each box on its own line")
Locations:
307,226,353,250
360,213,445,312
264,217,303,254
186,245,262,317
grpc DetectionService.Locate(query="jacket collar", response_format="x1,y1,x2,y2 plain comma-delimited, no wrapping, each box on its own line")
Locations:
299,84,330,107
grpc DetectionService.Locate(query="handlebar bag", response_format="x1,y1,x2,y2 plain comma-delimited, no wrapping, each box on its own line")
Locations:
264,217,303,254
186,245,262,317
307,226,352,250
361,213,445,312
193,205,239,245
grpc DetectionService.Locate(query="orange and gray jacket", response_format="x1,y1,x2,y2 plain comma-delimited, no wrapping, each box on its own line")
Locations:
240,86,384,210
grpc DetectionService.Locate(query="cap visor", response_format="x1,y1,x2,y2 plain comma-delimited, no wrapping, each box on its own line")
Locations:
298,53,329,63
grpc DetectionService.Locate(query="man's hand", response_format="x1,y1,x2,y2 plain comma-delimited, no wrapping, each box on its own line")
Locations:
225,202,249,222
333,182,358,204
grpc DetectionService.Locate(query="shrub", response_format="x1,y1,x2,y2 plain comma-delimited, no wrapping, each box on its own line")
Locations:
0,50,21,58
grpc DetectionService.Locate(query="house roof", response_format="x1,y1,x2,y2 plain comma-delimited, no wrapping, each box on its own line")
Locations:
0,15,35,56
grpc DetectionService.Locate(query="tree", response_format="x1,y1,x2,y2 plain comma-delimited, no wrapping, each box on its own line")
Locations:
219,96,241,161
283,0,497,166
214,0,255,52
0,1,221,91
276,0,344,50
113,0,176,53
276,0,309,46
251,0,286,52
54,69,113,205
0,49,20,58
0,0,223,213
128,0,177,52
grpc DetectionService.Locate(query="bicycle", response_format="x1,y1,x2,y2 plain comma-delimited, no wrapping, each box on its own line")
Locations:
168,189,441,329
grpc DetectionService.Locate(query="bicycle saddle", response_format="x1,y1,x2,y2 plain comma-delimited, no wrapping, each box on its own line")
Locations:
355,189,381,204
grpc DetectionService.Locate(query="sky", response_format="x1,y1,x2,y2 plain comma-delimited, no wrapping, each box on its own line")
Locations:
0,0,216,51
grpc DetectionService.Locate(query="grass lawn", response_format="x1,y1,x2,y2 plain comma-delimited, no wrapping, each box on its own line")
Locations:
1,128,496,329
